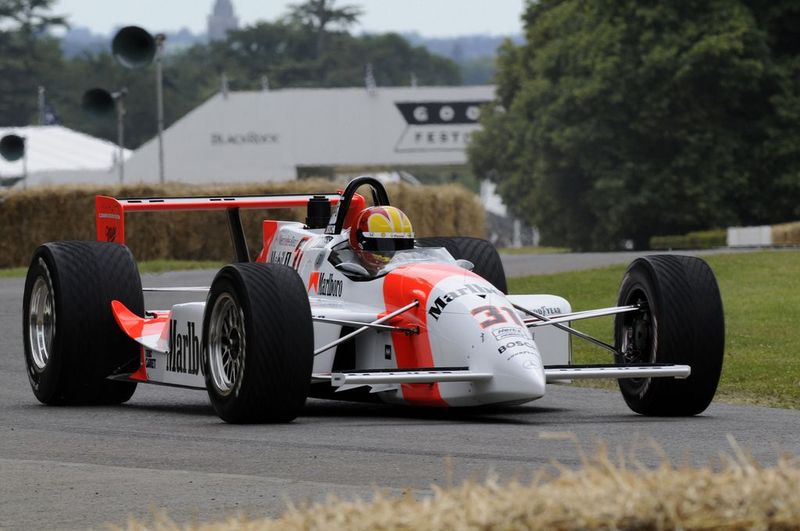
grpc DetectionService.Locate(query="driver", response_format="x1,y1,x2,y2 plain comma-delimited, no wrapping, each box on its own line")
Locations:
348,206,415,270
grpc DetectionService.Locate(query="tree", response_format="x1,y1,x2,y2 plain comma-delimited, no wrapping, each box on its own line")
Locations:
0,0,67,125
470,0,800,250
0,0,66,37
286,0,363,58
0,0,460,147
203,21,459,90
285,0,363,83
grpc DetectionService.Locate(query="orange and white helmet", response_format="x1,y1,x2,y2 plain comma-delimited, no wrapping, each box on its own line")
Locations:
349,206,415,253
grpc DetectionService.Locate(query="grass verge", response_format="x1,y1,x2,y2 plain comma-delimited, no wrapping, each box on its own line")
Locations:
117,441,800,530
0,260,223,278
508,250,800,409
498,246,569,255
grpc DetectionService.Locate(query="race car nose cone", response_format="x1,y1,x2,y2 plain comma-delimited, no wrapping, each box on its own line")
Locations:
488,342,547,402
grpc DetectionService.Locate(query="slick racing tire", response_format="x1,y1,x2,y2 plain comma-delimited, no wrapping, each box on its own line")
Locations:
23,241,143,405
203,263,314,423
614,255,724,416
417,236,508,294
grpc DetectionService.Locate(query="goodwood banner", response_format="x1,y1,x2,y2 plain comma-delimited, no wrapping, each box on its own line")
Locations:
394,100,489,152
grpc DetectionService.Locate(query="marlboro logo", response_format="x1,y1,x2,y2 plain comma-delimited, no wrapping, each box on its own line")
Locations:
307,272,343,297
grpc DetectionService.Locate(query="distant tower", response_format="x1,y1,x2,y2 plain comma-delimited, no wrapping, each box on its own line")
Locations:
207,0,239,42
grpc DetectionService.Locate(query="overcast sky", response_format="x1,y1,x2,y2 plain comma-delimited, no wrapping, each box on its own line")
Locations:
52,0,527,37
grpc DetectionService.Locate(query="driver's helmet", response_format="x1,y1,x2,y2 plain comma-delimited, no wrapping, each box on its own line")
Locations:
349,206,415,268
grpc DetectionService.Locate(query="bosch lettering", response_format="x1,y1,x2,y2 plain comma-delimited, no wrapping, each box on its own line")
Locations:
498,340,536,355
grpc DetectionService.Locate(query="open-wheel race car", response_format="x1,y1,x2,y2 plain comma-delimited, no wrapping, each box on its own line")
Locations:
23,177,725,422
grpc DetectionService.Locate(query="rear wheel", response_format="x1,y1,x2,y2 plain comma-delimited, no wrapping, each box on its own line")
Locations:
203,263,314,423
614,255,724,416
417,236,507,293
23,241,143,405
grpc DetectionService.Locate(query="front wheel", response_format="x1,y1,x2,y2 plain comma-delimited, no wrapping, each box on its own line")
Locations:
614,255,725,416
203,263,314,423
23,241,143,405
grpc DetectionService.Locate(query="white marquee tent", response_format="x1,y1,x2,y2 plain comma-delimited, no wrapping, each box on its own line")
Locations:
0,125,130,188
125,85,495,184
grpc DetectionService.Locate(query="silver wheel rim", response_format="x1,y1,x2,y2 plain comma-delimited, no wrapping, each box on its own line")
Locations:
28,271,55,371
208,292,246,396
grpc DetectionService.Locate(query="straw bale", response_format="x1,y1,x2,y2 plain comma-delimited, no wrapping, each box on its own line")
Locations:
772,221,800,245
0,181,484,268
116,442,800,531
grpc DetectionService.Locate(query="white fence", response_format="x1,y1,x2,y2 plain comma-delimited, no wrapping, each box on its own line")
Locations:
727,225,772,247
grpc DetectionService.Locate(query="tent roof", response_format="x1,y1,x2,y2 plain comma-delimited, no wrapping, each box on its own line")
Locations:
125,85,495,183
0,125,130,177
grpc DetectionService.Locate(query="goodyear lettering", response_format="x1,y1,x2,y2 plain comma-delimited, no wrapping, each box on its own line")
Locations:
427,283,501,321
168,320,204,375
532,306,562,316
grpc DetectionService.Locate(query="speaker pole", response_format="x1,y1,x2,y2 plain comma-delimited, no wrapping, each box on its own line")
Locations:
116,89,127,184
155,33,166,184
22,139,28,189
38,87,46,125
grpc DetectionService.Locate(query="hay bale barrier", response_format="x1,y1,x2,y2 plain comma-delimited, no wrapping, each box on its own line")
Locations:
772,221,800,246
0,181,484,269
118,444,800,530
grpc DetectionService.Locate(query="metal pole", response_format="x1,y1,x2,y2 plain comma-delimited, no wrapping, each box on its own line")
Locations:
314,300,419,356
155,34,166,184
115,90,126,185
512,303,621,356
22,141,28,190
37,86,45,125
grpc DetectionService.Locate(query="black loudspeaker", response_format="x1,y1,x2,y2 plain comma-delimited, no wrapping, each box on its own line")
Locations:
112,26,156,69
81,88,116,116
0,134,25,162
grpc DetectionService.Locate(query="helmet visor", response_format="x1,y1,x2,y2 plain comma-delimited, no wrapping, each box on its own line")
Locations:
360,235,415,252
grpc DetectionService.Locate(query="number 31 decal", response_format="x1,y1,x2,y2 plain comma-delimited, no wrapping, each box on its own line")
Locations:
470,305,524,329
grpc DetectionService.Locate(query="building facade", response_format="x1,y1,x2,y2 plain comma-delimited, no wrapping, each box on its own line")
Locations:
207,0,239,42
124,85,495,184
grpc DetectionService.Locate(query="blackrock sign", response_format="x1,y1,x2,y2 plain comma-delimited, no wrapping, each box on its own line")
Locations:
122,86,497,184
394,101,488,152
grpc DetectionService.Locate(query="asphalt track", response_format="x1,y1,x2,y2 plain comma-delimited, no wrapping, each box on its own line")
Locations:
2,252,799,530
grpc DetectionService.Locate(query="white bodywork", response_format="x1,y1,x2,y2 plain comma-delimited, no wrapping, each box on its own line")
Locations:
130,222,573,407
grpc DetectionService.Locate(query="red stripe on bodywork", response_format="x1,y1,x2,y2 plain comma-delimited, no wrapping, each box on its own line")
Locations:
112,300,170,339
111,300,171,381
383,263,468,406
255,220,281,263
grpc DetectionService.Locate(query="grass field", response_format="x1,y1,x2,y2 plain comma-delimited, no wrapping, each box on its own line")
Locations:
0,259,224,278
498,246,569,255
509,250,800,409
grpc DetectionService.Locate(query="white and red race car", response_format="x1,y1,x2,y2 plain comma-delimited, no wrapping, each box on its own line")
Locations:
23,177,725,422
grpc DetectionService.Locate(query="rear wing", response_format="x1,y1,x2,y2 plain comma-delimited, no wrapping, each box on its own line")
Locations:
96,192,365,262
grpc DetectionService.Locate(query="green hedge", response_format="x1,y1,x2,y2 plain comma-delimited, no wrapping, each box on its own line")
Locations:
0,180,485,269
650,229,727,250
